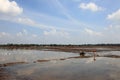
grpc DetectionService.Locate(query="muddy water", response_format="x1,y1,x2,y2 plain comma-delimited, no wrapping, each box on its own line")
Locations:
0,49,120,80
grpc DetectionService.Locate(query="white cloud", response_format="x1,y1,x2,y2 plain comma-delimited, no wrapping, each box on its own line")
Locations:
105,25,120,30
16,29,28,37
107,9,120,22
16,29,38,38
0,0,53,31
0,0,94,35
79,2,103,12
0,0,23,16
23,29,28,35
99,24,120,43
16,32,23,37
44,28,69,37
0,32,10,38
14,17,53,30
17,18,35,26
85,28,102,36
0,13,73,33
105,9,120,43
0,31,39,44
32,34,38,38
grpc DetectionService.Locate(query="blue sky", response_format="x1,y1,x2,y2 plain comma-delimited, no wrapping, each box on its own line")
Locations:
0,0,120,44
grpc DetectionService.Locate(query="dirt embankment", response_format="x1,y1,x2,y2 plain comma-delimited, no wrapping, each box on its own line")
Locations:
0,62,27,67
43,46,120,53
1,45,120,53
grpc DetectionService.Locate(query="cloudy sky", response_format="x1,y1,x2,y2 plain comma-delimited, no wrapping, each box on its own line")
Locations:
0,0,120,44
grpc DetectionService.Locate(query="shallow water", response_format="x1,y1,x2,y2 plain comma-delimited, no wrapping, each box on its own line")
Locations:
0,49,78,64
0,49,120,80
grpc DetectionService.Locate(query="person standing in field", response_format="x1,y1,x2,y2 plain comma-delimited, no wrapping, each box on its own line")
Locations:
93,49,98,61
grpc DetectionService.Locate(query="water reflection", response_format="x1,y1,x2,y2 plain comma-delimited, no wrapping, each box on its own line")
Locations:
0,49,120,80
0,49,78,64
5,57,120,80
0,49,120,65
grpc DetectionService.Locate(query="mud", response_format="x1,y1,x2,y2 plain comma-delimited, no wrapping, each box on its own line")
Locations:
0,68,16,80
0,62,27,67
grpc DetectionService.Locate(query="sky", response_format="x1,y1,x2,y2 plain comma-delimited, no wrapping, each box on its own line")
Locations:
0,0,120,44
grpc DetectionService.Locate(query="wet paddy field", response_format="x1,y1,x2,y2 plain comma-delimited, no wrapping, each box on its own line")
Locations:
0,47,120,80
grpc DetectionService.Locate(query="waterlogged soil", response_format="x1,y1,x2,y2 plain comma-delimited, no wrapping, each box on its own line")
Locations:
0,48,120,80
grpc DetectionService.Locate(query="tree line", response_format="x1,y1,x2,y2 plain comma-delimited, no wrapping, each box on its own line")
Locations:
0,43,120,47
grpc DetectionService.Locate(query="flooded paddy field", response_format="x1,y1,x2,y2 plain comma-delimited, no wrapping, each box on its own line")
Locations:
0,47,120,80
